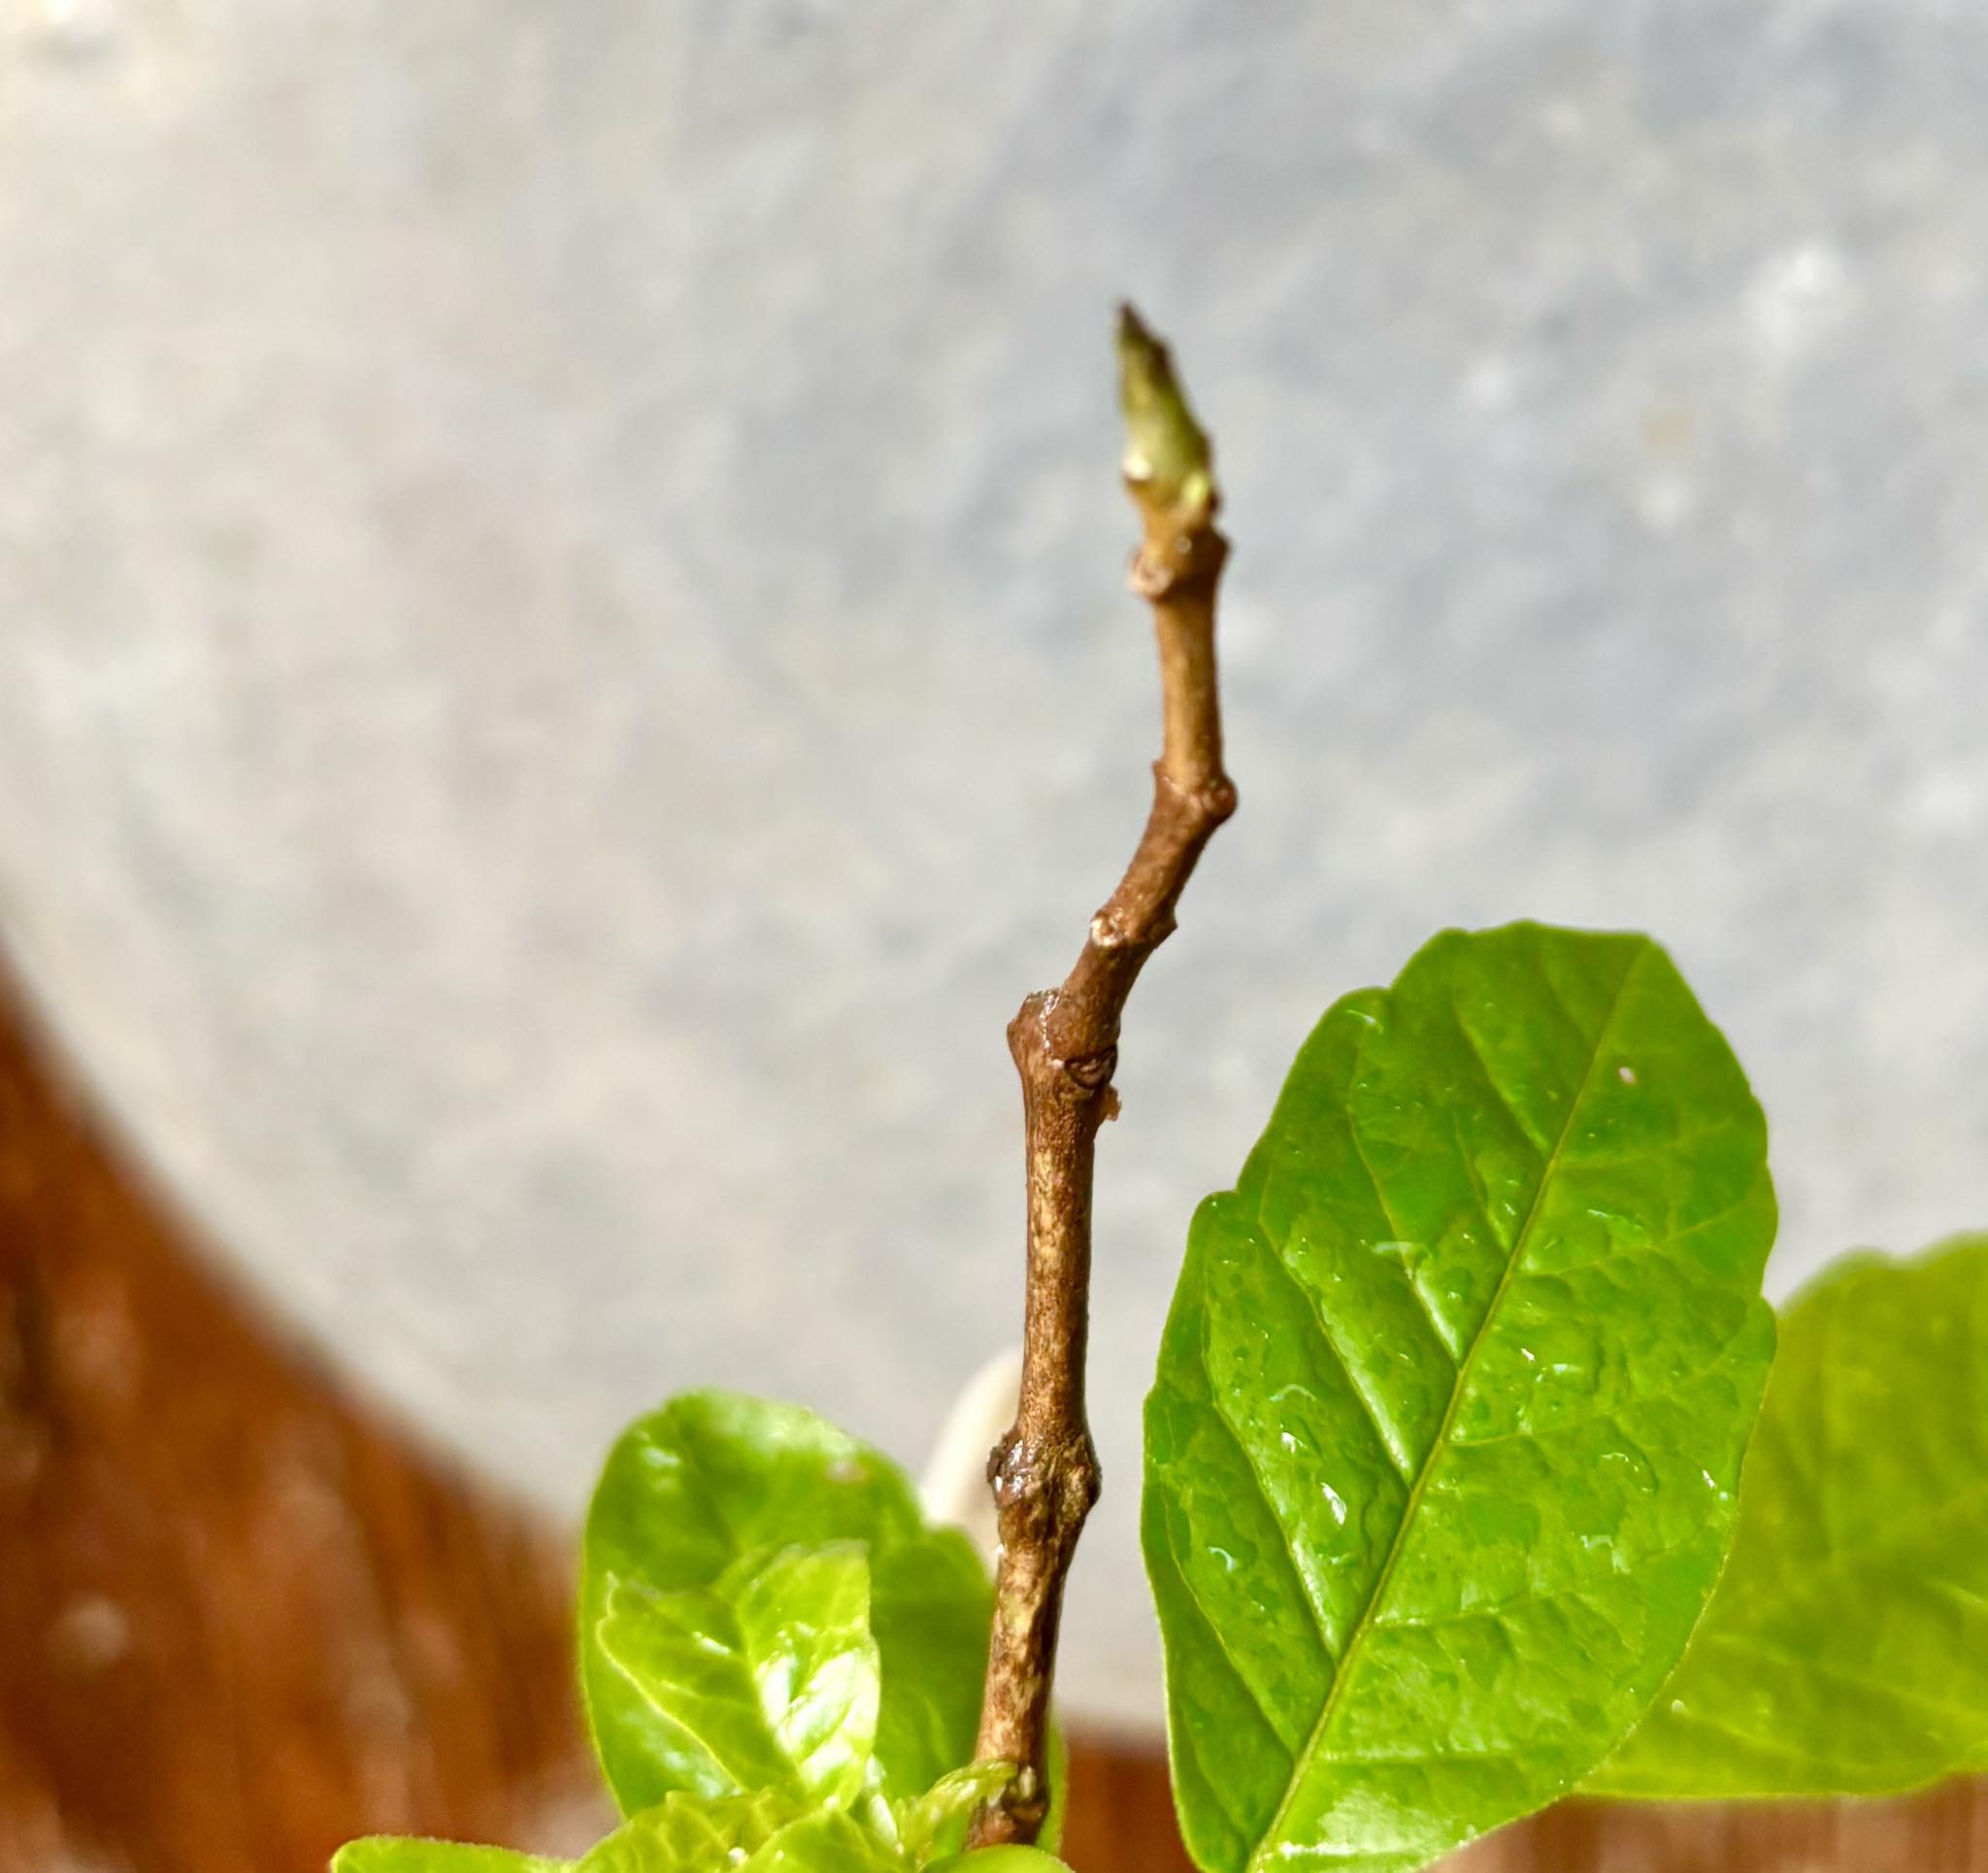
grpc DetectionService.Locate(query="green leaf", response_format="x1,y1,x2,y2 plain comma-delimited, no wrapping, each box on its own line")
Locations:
734,1811,908,1873
596,1541,880,1809
1143,922,1776,1873
924,1851,1074,1873
870,1529,998,1803
893,1762,1015,1865
342,1792,905,1873
333,1846,564,1873
581,1390,990,1817
332,1777,908,1873
1589,1232,1988,1797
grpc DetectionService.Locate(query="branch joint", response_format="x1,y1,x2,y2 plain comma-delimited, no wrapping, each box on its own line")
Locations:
987,1424,1103,1537
1160,764,1238,832
1129,524,1229,603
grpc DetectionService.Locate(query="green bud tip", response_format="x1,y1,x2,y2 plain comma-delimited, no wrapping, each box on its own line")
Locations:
1116,302,1216,524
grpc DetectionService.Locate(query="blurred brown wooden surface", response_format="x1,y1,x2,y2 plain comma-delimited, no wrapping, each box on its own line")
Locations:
0,959,1983,1873
0,967,603,1871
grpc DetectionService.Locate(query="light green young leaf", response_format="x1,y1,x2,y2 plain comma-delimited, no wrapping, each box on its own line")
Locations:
869,1528,998,1804
596,1541,879,1810
923,1851,1073,1873
580,1791,798,1873
1143,923,1776,1873
582,1391,990,1817
735,1810,908,1873
892,1762,1015,1865
1589,1232,1988,1797
334,1845,565,1873
334,1766,809,1873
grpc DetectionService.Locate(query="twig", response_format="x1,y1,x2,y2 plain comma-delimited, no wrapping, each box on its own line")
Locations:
968,305,1236,1847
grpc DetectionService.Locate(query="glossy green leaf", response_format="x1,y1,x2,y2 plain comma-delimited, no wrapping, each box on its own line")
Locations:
1590,1232,1988,1796
581,1391,990,1817
1143,923,1776,1873
595,1540,880,1809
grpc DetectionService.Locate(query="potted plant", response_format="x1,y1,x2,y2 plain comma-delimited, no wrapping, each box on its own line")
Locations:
338,312,1988,1873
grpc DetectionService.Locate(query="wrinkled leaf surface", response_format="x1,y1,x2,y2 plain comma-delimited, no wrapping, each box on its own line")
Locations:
1143,923,1776,1873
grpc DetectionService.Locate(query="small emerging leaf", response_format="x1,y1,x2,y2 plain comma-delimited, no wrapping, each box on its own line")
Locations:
923,1851,1073,1873
581,1392,990,1817
335,1791,805,1873
893,1762,1015,1865
334,1846,564,1873
1590,1232,1988,1796
1144,923,1776,1873
733,1811,907,1873
583,1791,797,1873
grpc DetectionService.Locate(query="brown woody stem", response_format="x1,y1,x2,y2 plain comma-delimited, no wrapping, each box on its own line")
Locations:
968,306,1236,1847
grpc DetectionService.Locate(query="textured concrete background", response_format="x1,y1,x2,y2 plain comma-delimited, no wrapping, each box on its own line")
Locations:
4,0,1987,1727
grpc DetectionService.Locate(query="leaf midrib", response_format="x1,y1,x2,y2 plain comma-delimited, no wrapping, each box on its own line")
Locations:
1245,941,1645,1872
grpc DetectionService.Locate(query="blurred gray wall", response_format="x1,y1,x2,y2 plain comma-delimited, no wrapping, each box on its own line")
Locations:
4,0,1988,1725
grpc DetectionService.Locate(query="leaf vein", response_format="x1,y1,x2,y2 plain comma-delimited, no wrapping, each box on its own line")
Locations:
1445,988,1552,1160
1247,1226,1418,1485
1199,1364,1343,1665
1160,1483,1305,1771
